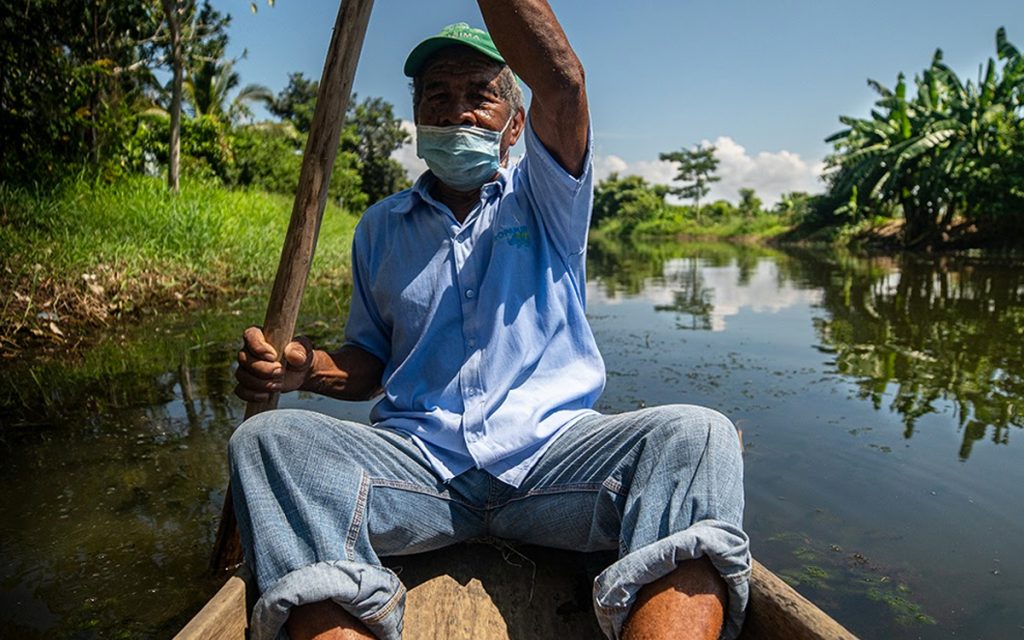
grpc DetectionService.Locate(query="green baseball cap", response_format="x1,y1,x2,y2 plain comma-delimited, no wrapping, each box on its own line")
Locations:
403,22,506,77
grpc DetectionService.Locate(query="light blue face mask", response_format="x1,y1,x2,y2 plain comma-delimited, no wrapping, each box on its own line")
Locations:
415,116,512,191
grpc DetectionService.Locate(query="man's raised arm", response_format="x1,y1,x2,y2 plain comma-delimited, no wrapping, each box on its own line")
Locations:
477,0,589,177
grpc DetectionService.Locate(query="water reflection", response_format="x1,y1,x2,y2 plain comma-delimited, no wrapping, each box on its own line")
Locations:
585,238,1024,638
0,286,352,638
588,235,821,331
587,237,1023,460
3,240,1023,638
0,313,245,638
588,233,770,298
785,249,1024,460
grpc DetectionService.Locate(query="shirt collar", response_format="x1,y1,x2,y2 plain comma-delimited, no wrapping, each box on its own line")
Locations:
395,167,512,215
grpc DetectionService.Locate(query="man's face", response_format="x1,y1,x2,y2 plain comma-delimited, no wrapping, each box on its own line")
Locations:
415,47,523,161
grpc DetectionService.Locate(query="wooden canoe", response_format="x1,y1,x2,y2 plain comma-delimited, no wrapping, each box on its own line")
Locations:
176,543,858,639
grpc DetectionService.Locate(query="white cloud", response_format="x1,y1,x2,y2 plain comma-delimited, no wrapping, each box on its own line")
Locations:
593,154,629,178
594,137,825,205
396,129,823,206
593,154,677,186
707,137,824,205
392,120,428,181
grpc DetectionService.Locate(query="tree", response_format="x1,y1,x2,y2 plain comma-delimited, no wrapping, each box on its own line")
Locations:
773,191,814,224
271,81,411,206
155,0,231,192
825,27,1024,247
158,0,185,192
659,144,720,219
737,188,762,218
230,122,303,193
269,72,319,134
185,58,273,123
592,173,666,234
0,0,160,182
343,96,411,204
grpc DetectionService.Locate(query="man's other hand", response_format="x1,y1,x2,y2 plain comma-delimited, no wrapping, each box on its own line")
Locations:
234,326,314,402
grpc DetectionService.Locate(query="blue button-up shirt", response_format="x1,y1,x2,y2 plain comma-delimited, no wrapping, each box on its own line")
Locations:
344,118,605,487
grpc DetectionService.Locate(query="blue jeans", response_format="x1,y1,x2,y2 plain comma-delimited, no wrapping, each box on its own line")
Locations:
229,405,750,639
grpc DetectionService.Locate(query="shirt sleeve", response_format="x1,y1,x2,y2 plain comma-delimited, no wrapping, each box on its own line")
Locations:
519,116,595,260
343,223,391,364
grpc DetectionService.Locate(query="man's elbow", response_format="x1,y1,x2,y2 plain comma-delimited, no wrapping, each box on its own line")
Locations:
551,58,586,102
340,383,384,402
529,53,585,106
562,56,586,90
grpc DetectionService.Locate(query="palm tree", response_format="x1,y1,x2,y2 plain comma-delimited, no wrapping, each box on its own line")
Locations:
184,58,273,124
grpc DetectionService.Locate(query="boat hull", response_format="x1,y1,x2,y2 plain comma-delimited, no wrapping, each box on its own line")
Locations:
177,544,857,639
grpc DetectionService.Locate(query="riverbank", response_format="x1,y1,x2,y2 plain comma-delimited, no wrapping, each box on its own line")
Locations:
592,208,793,243
775,215,1024,253
0,177,360,355
597,212,1024,254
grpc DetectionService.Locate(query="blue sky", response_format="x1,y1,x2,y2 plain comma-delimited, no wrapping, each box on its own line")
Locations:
214,0,1024,202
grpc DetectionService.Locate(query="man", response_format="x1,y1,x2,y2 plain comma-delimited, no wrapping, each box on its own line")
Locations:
231,2,750,639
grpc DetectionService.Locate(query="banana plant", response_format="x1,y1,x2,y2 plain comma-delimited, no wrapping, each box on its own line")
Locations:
825,27,1023,247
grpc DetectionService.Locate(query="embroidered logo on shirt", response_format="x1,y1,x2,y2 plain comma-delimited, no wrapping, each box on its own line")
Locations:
495,225,530,248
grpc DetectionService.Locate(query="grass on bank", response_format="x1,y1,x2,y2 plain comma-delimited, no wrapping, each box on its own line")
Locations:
0,176,361,351
595,208,793,241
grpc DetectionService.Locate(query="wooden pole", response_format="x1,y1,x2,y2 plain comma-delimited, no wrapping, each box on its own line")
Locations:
210,0,376,573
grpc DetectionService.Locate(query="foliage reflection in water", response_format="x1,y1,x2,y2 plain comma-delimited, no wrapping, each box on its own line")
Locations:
795,249,1024,459
585,237,1023,639
0,287,354,638
588,237,1023,461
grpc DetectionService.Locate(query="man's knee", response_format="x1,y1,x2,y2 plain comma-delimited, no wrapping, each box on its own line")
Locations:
697,406,742,454
228,408,319,468
644,405,740,456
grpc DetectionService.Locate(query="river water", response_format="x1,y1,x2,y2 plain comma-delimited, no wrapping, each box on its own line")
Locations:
2,240,1022,638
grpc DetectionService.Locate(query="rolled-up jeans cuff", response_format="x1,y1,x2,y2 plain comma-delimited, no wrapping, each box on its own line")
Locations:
593,520,751,640
250,560,406,640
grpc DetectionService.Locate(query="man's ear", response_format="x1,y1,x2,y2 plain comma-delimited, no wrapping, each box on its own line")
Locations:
506,107,527,147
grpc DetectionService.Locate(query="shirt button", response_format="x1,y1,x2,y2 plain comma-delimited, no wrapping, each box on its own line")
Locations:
467,338,476,347
465,289,475,299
